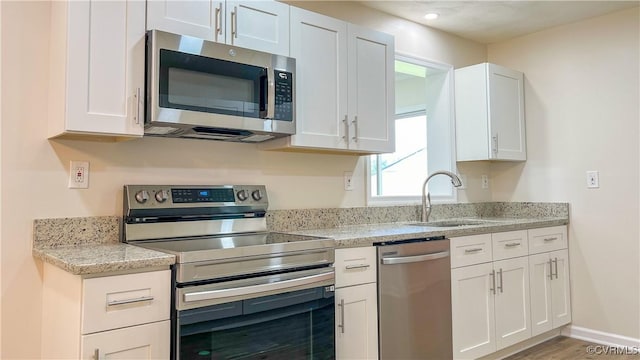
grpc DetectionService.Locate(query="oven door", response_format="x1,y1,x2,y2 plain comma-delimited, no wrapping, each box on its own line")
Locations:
175,267,335,359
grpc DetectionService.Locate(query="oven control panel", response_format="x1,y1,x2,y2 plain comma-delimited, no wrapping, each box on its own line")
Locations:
124,185,268,210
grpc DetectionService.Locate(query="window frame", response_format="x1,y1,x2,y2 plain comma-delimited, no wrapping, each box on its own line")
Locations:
365,54,458,206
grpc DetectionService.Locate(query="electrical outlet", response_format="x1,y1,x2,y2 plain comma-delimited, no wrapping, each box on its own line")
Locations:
344,172,354,191
481,175,489,189
69,161,89,189
586,171,599,189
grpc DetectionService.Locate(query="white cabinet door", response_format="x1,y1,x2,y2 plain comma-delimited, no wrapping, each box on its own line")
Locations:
81,320,170,359
335,283,378,360
146,0,222,42
488,63,526,161
550,249,572,328
529,249,571,336
451,263,496,360
529,252,554,336
226,1,289,56
289,7,349,150
493,256,531,350
455,62,525,161
54,0,145,137
347,24,395,153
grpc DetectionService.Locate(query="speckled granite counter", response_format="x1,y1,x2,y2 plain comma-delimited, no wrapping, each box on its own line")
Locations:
32,244,175,275
32,216,175,275
287,216,569,248
33,202,568,275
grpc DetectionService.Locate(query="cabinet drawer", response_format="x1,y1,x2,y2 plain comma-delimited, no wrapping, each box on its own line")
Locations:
335,247,377,288
492,230,528,261
450,234,492,268
82,270,170,334
528,226,567,254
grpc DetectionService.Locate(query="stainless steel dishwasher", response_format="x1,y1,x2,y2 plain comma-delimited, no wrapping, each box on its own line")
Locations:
376,237,452,360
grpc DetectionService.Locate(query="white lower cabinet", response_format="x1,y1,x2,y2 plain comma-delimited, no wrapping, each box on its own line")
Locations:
81,321,170,359
41,263,171,359
529,249,572,336
451,256,530,359
334,247,378,360
335,283,378,360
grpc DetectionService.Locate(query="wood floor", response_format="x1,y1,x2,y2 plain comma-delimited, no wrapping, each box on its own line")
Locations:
505,336,640,360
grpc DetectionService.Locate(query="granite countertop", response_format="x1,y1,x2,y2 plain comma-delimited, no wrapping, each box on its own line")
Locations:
33,203,569,275
288,217,569,248
33,244,175,275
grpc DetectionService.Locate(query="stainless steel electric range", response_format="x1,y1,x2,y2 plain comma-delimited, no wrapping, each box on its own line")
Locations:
122,185,335,360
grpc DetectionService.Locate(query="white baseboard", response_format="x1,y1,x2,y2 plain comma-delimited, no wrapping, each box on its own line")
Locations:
562,325,640,348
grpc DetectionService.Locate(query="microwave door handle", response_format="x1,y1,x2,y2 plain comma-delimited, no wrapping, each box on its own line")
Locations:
266,70,275,119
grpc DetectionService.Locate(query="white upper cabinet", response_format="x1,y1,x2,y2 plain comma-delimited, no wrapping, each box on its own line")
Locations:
455,63,526,161
347,24,395,153
49,0,145,139
146,0,290,56
262,7,395,154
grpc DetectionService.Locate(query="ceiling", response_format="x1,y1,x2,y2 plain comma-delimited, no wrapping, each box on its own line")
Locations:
359,1,639,44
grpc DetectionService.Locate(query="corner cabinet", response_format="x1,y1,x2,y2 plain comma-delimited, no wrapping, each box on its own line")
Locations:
146,0,290,56
48,0,145,140
334,247,379,360
455,63,526,161
261,7,395,154
41,263,171,359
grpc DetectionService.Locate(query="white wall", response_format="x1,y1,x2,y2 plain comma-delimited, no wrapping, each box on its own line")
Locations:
0,1,487,357
488,7,640,340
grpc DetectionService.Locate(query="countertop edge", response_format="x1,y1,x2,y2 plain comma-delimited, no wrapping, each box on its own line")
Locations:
33,245,176,276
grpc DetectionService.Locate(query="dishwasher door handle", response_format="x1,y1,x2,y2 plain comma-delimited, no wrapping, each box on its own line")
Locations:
381,251,450,265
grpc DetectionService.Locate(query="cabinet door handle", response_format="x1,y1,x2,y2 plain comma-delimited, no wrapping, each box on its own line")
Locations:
231,6,238,40
498,268,503,293
345,264,370,270
492,134,499,153
489,269,496,295
352,116,358,142
342,115,349,142
134,88,141,125
214,3,223,41
543,237,558,242
548,259,553,280
94,348,100,360
553,258,559,279
338,299,345,333
504,242,520,248
107,296,154,307
464,248,483,254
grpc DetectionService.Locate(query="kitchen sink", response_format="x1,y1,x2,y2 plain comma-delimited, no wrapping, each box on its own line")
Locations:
410,219,498,227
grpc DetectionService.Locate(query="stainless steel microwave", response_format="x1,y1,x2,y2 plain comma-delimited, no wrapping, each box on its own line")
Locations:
145,30,295,142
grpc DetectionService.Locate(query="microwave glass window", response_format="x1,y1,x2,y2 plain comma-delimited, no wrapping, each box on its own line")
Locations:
159,49,267,119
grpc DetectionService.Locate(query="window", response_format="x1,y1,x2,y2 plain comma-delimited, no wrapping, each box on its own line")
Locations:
367,56,457,205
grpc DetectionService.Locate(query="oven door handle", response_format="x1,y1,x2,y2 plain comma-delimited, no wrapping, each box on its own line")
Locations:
183,271,334,303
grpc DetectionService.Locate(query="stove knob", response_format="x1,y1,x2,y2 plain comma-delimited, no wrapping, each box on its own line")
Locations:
134,190,149,204
236,189,249,201
155,190,169,203
251,190,263,201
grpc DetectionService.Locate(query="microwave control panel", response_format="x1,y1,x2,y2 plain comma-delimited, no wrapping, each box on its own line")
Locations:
274,70,293,121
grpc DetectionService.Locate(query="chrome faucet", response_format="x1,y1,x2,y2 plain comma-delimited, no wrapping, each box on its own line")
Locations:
421,170,463,222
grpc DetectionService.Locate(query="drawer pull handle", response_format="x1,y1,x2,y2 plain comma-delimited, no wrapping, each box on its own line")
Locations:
107,296,154,307
464,248,483,254
505,242,521,248
345,264,370,270
543,237,558,242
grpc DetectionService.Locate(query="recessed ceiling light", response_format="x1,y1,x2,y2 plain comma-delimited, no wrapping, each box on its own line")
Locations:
424,13,439,20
